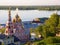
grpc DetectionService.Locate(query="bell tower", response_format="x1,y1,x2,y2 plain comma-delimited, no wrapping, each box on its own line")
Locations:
5,8,13,36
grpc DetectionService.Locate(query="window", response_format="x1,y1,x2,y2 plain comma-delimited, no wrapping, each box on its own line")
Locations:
11,30,13,33
8,26,10,29
8,41,10,44
11,40,14,43
6,30,8,33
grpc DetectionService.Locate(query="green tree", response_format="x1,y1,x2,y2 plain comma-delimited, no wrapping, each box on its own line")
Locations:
35,26,43,35
43,13,59,37
0,28,5,34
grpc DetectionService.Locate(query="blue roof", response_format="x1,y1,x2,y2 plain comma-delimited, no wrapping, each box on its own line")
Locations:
0,34,20,42
0,34,13,39
14,36,20,42
0,34,7,39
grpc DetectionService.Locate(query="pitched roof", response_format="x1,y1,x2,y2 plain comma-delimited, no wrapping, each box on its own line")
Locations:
0,34,10,39
0,34,13,39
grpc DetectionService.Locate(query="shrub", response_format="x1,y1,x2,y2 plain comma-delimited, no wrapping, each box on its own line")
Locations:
38,37,60,45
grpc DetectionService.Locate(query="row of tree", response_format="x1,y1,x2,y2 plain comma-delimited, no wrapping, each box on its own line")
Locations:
36,13,60,45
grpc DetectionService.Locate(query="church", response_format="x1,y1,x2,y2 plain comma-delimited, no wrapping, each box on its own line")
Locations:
5,8,30,41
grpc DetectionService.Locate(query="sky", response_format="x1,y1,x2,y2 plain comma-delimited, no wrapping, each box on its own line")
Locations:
0,0,60,6
0,0,60,24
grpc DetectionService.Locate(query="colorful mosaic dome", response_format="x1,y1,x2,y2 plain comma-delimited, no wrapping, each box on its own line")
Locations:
13,15,21,23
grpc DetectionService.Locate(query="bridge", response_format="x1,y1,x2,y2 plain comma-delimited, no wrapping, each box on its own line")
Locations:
0,5,60,10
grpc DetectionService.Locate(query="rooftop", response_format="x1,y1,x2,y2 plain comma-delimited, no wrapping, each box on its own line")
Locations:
0,34,13,39
14,36,20,42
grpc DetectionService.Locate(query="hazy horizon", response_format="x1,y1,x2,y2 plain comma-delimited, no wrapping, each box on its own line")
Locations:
0,10,60,24
0,0,60,24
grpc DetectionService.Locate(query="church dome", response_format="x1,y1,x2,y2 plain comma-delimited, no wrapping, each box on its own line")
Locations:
15,14,21,22
18,18,21,22
15,14,19,18
13,18,16,23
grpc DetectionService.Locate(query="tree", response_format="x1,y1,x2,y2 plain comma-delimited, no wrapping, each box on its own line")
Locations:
0,28,5,34
58,16,60,27
43,13,59,37
35,25,43,35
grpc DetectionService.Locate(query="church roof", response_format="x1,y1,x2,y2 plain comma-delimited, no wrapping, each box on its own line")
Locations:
15,14,19,18
0,34,13,39
0,34,7,39
13,15,21,22
14,36,20,42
